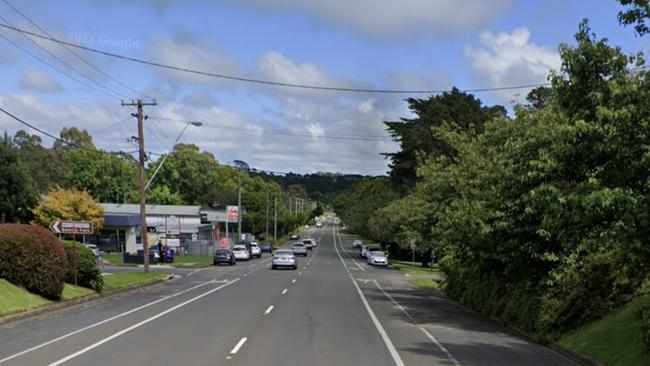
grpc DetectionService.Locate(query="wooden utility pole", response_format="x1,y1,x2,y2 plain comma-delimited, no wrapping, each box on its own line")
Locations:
122,99,156,273
265,185,269,239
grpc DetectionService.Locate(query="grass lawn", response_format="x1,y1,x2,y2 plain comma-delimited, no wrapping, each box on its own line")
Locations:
172,256,213,268
409,278,440,292
61,284,95,301
390,260,444,276
0,279,51,317
102,253,124,265
559,296,650,366
102,272,168,292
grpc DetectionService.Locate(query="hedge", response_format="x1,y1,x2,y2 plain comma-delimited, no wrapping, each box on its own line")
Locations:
62,241,104,292
0,224,67,300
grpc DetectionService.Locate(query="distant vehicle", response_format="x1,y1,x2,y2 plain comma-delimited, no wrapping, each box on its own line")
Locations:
249,242,262,258
291,243,308,256
367,251,388,266
213,249,236,266
232,245,251,261
83,244,101,257
290,234,300,240
302,238,317,250
352,240,363,249
272,249,297,270
260,242,273,253
316,222,322,228
361,244,381,259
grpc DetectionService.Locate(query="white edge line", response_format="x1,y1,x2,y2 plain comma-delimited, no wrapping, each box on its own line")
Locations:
47,279,240,366
264,305,274,315
332,224,405,366
0,279,219,364
230,337,248,354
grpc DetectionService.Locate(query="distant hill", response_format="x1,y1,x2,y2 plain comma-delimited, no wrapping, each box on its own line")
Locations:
251,171,369,203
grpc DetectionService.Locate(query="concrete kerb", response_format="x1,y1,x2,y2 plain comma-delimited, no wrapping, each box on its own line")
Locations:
0,274,177,326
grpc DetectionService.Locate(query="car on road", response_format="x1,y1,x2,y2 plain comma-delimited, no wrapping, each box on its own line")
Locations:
290,234,300,240
272,249,297,270
83,244,102,257
213,249,236,266
291,242,308,256
367,251,388,266
232,245,251,261
249,242,262,258
302,238,317,250
352,239,363,248
361,244,381,259
260,242,273,253
316,221,322,227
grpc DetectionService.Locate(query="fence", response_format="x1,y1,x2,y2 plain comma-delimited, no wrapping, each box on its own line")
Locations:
181,240,217,256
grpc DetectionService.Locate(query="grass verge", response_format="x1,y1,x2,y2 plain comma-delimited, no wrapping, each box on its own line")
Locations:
0,279,50,317
409,278,440,292
558,296,650,366
102,253,125,266
61,284,95,301
102,272,168,292
172,256,213,268
390,260,444,276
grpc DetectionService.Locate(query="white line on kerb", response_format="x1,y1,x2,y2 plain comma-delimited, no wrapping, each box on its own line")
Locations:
332,225,405,366
0,279,219,364
46,279,240,366
282,289,288,295
230,337,248,354
264,305,274,315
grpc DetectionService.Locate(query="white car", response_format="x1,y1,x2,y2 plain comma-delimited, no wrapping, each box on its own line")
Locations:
232,245,251,261
352,240,363,249
83,244,101,257
361,244,380,259
316,222,322,227
367,251,388,266
302,238,317,249
249,242,262,258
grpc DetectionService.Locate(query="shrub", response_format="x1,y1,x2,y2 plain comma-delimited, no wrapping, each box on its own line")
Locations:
637,304,650,352
62,241,103,292
0,224,67,300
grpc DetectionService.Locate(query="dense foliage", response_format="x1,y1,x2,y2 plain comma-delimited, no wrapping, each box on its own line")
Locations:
0,224,67,300
0,135,38,223
335,21,650,340
32,187,105,231
62,241,104,292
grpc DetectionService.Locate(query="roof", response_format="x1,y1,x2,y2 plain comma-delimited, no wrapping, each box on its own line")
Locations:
100,203,201,216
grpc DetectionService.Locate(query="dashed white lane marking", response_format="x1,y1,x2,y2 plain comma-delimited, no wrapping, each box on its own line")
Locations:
230,337,248,354
298,272,303,275
243,274,248,277
264,305,274,315
291,279,297,283
47,279,241,366
282,289,288,295
419,327,462,366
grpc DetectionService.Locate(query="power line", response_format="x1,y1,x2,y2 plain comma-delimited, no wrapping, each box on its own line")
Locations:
0,22,550,95
0,15,126,100
2,0,154,101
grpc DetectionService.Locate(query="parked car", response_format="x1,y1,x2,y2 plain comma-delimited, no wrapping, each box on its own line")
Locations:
260,242,273,253
367,251,388,266
213,249,236,266
290,234,300,240
232,245,251,261
249,242,262,258
352,239,363,248
83,244,101,257
272,249,297,270
316,221,322,228
291,243,308,256
361,244,381,259
302,238,317,250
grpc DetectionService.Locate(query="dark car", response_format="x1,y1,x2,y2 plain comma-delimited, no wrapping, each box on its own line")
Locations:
260,242,273,253
213,249,236,266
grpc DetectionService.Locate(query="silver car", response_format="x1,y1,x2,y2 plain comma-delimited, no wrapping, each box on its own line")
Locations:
367,251,388,266
291,243,308,256
272,249,297,270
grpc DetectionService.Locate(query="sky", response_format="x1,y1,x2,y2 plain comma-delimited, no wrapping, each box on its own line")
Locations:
0,0,647,176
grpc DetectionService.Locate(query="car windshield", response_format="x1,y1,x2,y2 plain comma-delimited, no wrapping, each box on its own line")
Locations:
275,251,293,256
233,248,244,252
370,251,385,257
292,244,304,247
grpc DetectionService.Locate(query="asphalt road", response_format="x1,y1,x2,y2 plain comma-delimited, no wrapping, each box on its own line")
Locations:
0,222,579,366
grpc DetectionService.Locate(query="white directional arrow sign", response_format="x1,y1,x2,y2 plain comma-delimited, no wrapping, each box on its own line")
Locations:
50,220,94,235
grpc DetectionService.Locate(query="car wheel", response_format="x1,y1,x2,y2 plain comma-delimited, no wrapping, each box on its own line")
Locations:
272,265,276,270
293,265,297,270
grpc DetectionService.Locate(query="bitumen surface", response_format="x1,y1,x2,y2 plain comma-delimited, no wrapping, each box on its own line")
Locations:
0,222,579,366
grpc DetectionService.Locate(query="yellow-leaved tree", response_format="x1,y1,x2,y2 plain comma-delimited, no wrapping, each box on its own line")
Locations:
32,187,104,231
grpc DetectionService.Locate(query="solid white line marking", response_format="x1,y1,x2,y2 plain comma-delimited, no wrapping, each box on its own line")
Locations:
419,327,462,366
281,289,288,295
47,279,240,366
291,279,297,283
264,305,274,315
332,225,405,366
0,278,221,364
230,337,248,354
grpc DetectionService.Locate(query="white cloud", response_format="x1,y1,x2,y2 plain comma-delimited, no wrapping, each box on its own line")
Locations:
226,0,514,36
18,69,63,93
465,27,560,104
257,51,331,87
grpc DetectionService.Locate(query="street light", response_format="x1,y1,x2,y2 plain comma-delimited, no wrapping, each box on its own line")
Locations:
232,160,249,241
145,121,202,191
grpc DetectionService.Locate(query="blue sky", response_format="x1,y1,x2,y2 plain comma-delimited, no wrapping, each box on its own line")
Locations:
0,0,647,175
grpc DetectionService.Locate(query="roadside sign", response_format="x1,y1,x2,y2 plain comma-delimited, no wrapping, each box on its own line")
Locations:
227,205,239,221
410,239,416,250
50,220,94,235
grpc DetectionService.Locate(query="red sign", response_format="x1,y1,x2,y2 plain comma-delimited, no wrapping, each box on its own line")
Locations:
227,205,239,221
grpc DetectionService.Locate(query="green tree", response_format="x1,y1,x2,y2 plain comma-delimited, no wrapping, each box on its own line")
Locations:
617,0,650,36
147,185,183,205
53,127,95,153
13,130,67,193
525,86,553,109
0,138,38,223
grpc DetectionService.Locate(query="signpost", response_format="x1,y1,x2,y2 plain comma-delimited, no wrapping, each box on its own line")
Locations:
226,206,239,246
410,239,417,268
50,220,94,286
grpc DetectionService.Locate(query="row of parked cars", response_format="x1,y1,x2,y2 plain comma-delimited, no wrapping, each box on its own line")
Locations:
213,241,272,266
353,239,389,266
272,236,318,270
